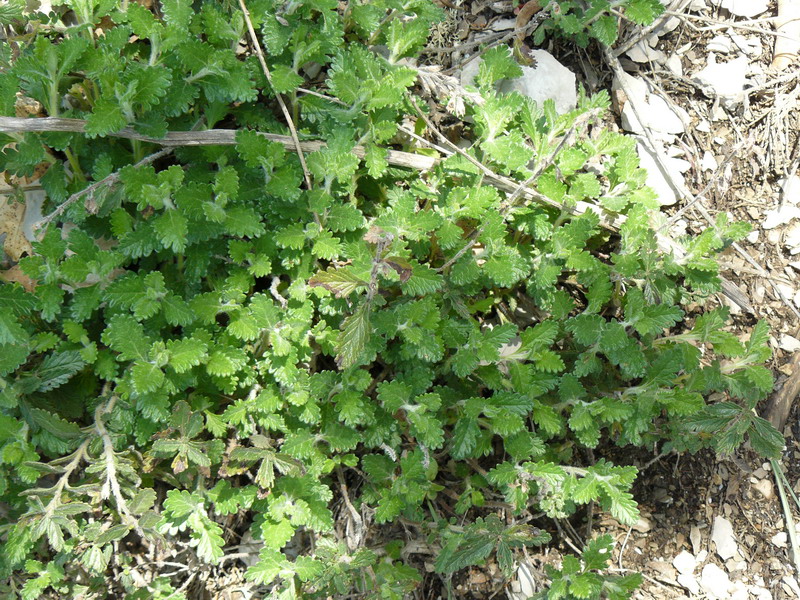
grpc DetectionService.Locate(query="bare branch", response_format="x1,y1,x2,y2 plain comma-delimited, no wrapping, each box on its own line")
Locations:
237,0,313,192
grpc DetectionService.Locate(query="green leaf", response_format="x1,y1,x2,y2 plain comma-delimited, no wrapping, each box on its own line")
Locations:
270,64,304,93
85,97,128,137
29,408,83,439
101,314,151,361
476,46,522,88
35,351,84,392
748,416,783,459
402,262,442,295
309,267,368,298
336,302,371,369
153,210,188,253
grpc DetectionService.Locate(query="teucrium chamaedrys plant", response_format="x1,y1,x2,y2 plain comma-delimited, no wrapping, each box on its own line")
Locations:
0,1,782,598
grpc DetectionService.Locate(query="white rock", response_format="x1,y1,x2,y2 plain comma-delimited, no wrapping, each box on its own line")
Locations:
690,525,703,555
664,53,683,76
753,477,774,499
784,576,800,597
491,18,516,31
721,0,769,17
762,204,800,229
730,581,749,600
780,175,800,205
752,586,773,600
780,335,800,352
707,35,733,53
692,54,750,108
673,550,697,575
499,50,577,114
678,572,701,595
688,0,708,9
508,560,537,600
701,151,717,171
746,230,759,243
696,120,711,133
700,563,732,599
772,531,788,548
651,15,682,36
785,222,800,254
711,516,738,561
625,41,666,63
730,33,762,56
459,59,481,88
614,71,688,136
778,283,795,301
459,51,577,115
635,138,688,206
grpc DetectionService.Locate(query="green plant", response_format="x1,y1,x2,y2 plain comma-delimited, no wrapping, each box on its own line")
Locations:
0,1,781,599
532,534,641,600
532,0,666,47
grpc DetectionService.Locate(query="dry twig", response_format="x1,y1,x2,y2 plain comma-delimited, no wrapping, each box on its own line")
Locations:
34,148,173,237
237,0,313,191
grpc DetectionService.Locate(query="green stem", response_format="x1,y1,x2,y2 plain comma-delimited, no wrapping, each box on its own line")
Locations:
64,148,87,183
132,139,144,162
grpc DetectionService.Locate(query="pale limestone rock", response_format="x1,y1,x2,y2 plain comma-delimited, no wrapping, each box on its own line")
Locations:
700,564,732,600
711,516,738,561
673,550,697,575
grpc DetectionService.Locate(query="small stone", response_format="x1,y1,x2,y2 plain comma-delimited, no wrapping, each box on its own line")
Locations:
673,550,697,575
753,467,768,478
730,581,750,600
753,478,774,500
635,138,687,206
720,0,769,17
690,526,703,555
678,573,701,595
779,334,800,353
772,532,788,548
778,283,795,301
707,35,733,53
614,71,688,136
490,18,516,31
696,120,711,133
700,563,732,599
786,222,800,254
780,175,800,205
730,33,762,56
692,54,750,108
499,50,577,114
762,204,800,229
752,586,773,600
512,561,537,600
632,516,652,533
768,229,782,244
625,41,665,63
746,230,759,243
711,516,738,561
701,150,717,171
664,54,683,76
